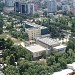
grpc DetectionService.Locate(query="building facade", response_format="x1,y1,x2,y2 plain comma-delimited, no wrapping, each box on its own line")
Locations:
14,1,35,14
62,5,71,14
5,0,16,7
47,0,57,13
25,44,50,59
25,28,41,40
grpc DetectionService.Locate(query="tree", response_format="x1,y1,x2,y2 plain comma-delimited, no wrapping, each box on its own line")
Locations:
5,38,14,49
58,57,67,69
6,24,13,30
4,65,19,75
33,13,39,18
41,51,46,59
47,56,55,66
9,54,15,65
43,11,47,17
0,18,4,34
67,38,75,51
7,17,12,22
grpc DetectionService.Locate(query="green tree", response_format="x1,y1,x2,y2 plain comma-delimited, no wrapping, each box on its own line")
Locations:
47,56,55,66
4,65,19,75
41,51,46,59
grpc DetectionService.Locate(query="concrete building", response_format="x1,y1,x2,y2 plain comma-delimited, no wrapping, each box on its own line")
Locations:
36,37,60,49
47,0,57,13
72,1,75,16
25,21,49,35
20,3,31,14
25,44,50,58
14,1,35,14
25,28,41,40
62,5,71,13
53,45,67,52
5,0,16,7
3,7,14,13
14,1,20,12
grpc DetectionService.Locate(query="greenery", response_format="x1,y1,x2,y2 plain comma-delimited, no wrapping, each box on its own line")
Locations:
11,31,29,41
0,36,74,75
0,7,75,75
0,14,4,33
35,16,71,38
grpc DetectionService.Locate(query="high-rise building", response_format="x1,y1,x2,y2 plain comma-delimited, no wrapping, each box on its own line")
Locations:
14,1,35,14
5,0,16,7
14,1,20,12
62,5,71,13
20,3,30,14
47,0,57,13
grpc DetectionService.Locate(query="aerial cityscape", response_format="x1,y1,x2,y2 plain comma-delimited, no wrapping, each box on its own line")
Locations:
0,0,75,75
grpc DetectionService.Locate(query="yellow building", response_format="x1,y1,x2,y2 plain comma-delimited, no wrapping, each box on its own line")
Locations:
26,28,41,40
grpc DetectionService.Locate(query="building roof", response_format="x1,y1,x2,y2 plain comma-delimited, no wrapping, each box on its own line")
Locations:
26,27,40,30
67,62,75,70
25,21,47,29
26,44,47,53
53,45,67,50
0,71,4,75
52,69,73,75
36,37,60,46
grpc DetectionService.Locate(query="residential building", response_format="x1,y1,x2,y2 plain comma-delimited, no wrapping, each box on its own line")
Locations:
5,0,16,7
14,1,20,12
20,2,30,14
62,4,71,13
3,7,14,13
14,1,35,14
72,1,75,16
25,21,49,35
47,0,57,13
25,28,41,40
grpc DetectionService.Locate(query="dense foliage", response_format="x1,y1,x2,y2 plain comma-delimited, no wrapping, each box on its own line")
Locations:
0,14,4,34
0,36,75,75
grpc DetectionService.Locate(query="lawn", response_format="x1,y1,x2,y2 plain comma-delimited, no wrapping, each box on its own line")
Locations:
0,33,21,44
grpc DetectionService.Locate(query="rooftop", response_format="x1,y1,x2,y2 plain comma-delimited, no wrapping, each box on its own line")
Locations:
25,44,47,53
36,37,60,46
52,69,73,75
26,27,40,30
0,71,4,75
67,62,75,70
53,45,67,50
25,21,47,29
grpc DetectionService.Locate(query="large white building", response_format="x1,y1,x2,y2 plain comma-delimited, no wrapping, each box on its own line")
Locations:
47,0,57,13
25,44,50,58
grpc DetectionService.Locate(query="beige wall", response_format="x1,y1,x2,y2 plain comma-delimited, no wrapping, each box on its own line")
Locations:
26,28,41,40
33,50,49,58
